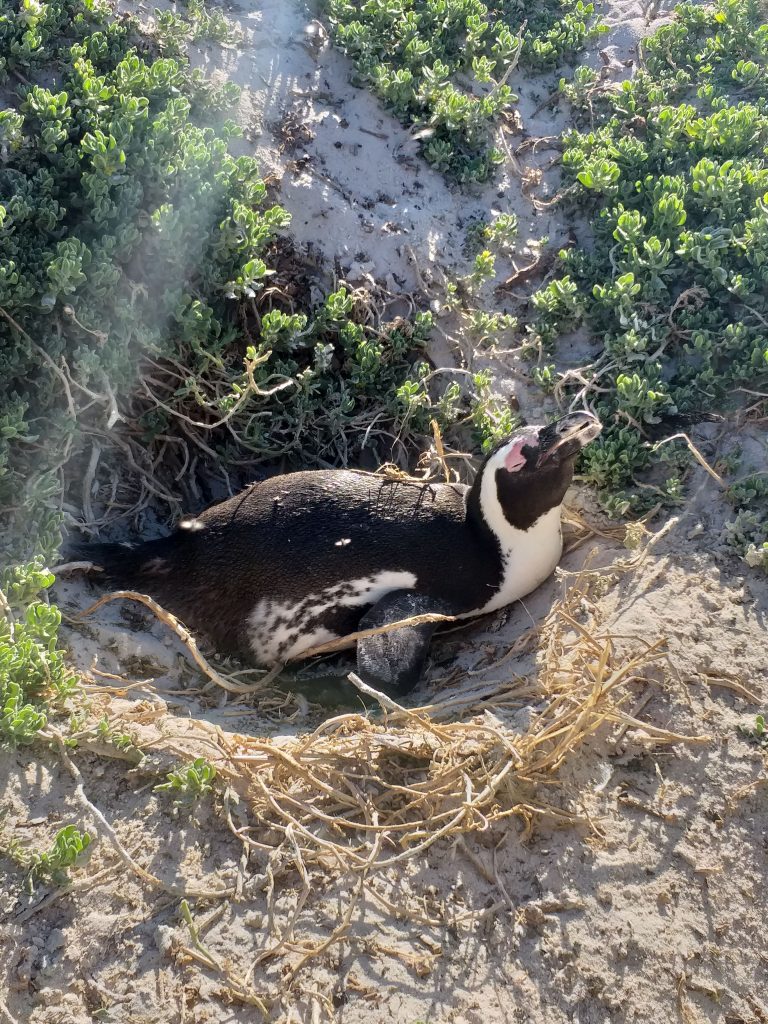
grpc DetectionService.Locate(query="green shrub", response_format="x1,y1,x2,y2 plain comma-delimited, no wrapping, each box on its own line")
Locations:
0,0,473,570
324,0,606,181
153,0,242,52
1,562,75,745
0,0,280,561
28,825,92,886
528,0,768,559
156,757,217,800
2,820,91,889
739,712,767,747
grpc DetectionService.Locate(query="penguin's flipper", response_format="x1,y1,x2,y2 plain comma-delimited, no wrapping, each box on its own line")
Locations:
356,590,453,697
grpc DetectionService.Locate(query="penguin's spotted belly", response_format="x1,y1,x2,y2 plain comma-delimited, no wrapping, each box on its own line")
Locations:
248,571,418,663
71,412,602,696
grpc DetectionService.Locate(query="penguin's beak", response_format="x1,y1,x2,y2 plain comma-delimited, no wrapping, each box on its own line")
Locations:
535,412,602,467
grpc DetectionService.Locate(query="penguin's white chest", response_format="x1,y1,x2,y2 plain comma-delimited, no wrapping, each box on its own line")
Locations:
470,505,564,617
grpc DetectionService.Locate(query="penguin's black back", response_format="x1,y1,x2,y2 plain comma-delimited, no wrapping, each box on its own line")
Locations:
79,469,503,658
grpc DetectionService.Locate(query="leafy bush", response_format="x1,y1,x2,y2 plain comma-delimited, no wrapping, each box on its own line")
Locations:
0,0,275,562
2,821,90,891
0,0,475,565
152,0,242,52
739,712,767,748
723,474,768,563
1,562,76,746
156,757,217,800
528,0,768,558
324,0,606,181
27,824,92,887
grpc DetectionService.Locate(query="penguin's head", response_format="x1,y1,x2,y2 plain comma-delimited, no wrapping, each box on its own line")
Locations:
481,411,602,531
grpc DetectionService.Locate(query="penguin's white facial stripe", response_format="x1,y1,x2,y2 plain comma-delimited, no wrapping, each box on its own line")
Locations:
479,444,526,541
247,570,418,665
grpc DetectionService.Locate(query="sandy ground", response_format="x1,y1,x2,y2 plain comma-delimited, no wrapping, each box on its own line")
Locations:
2,0,767,1022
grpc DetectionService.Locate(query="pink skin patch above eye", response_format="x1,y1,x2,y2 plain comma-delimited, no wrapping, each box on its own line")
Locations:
504,436,534,472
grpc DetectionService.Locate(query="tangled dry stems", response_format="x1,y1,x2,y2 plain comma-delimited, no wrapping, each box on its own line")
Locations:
59,539,708,1010
50,518,714,1016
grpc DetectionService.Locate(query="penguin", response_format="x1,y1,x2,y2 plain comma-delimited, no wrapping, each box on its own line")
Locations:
69,411,601,696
